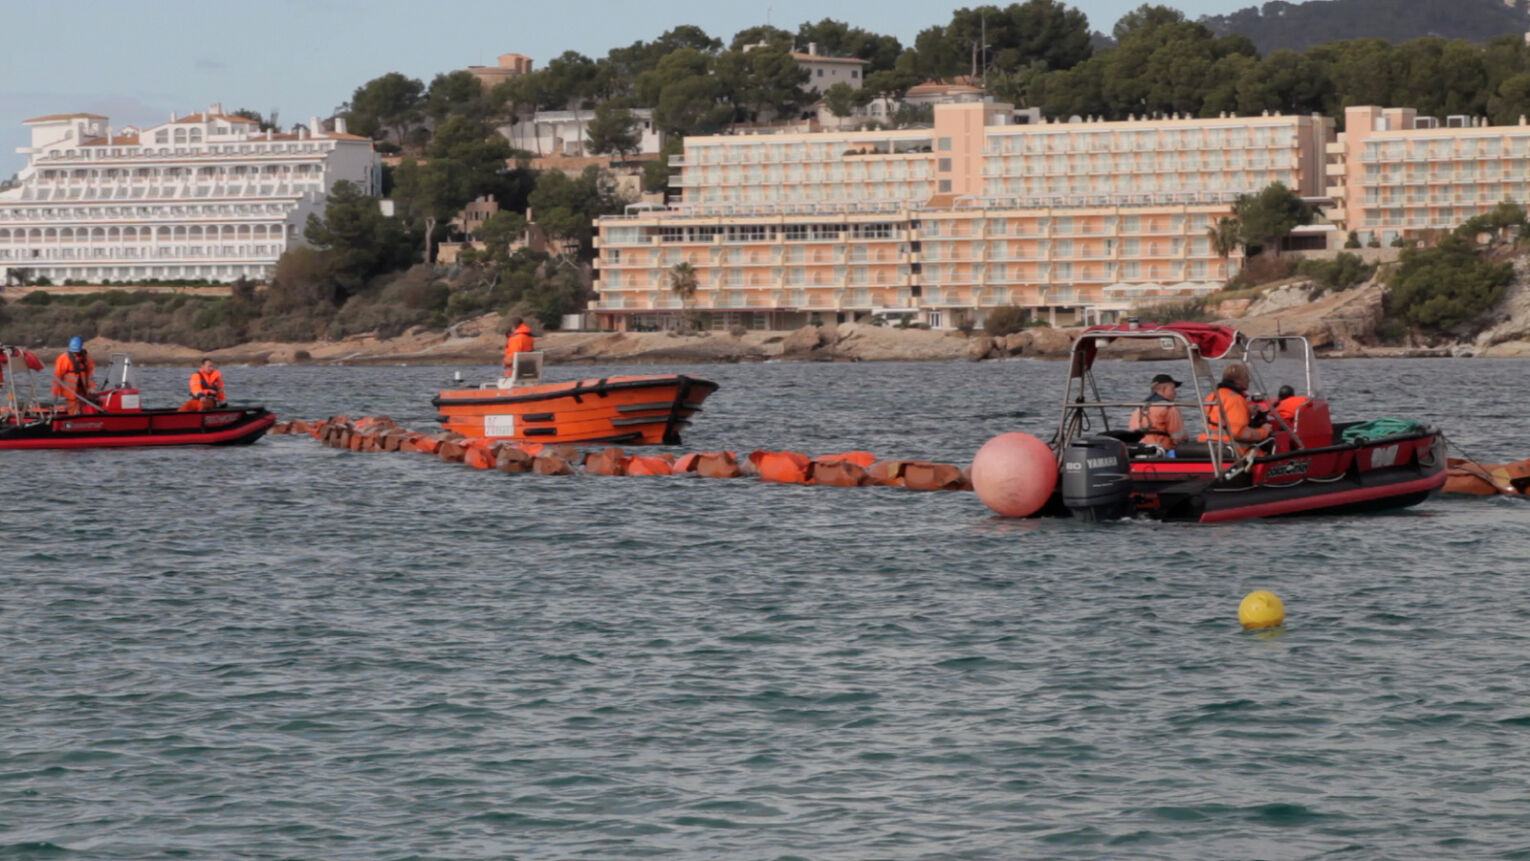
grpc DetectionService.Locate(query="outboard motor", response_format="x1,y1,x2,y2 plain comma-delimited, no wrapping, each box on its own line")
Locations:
1061,435,1133,521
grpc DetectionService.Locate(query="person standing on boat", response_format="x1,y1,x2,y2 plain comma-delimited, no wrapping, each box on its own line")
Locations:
51,337,96,415
1200,362,1271,452
188,358,227,409
502,318,535,375
1129,373,1188,453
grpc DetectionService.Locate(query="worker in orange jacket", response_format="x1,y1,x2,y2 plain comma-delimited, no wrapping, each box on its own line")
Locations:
187,358,227,409
503,318,535,375
1200,362,1270,453
52,336,96,415
1129,373,1188,452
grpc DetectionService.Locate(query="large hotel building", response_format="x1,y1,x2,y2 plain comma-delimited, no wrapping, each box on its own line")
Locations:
592,101,1333,331
0,105,378,285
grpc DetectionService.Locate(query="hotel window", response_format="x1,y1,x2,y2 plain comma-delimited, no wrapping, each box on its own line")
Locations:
938,138,952,151
938,180,952,192
938,158,952,172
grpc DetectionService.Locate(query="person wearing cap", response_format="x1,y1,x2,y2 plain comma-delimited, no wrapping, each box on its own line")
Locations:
1129,372,1188,452
1200,362,1271,453
51,336,96,415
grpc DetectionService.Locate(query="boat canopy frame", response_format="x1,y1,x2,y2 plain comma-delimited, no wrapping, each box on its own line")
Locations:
1057,324,1251,477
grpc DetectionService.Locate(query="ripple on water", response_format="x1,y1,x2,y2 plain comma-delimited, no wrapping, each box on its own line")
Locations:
1,359,1528,859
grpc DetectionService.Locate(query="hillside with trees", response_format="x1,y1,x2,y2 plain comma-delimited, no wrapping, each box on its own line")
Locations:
1201,0,1530,54
12,1,1530,350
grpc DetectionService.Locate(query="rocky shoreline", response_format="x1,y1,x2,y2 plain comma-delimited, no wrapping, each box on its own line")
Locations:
67,283,1530,367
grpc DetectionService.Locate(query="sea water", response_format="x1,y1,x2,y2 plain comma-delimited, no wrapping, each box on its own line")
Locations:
2,358,1527,859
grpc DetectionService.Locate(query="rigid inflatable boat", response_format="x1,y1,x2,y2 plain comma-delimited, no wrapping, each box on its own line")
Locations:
1044,323,1446,523
0,349,275,450
432,351,718,445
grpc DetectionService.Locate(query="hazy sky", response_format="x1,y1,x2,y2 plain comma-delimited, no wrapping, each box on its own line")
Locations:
0,0,1284,177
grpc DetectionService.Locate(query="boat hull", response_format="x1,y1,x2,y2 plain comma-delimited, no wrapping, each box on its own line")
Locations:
0,407,276,450
1135,432,1447,523
431,375,718,445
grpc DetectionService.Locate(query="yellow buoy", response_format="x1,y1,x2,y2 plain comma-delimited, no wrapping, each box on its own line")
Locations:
1239,590,1285,630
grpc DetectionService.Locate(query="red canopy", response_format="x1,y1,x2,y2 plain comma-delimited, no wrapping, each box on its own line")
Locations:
1084,322,1239,356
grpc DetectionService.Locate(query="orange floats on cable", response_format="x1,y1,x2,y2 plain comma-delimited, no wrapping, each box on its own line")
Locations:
749,450,811,484
676,451,744,478
585,447,630,476
971,432,1057,517
817,451,876,469
809,456,871,487
626,454,675,476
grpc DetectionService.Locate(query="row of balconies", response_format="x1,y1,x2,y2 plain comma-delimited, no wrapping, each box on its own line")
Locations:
985,138,1296,156
981,159,1294,177
3,246,280,261
601,263,1209,290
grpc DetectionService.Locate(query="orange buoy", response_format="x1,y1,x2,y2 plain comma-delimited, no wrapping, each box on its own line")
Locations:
867,460,908,487
902,461,966,491
818,451,876,468
626,455,674,476
464,445,496,469
971,432,1057,517
678,451,743,478
585,448,630,476
810,458,870,487
750,450,811,484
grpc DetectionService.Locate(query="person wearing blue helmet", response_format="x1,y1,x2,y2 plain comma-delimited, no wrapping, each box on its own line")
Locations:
52,336,96,414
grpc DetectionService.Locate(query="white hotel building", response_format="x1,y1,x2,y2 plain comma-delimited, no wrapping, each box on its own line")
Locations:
0,104,379,285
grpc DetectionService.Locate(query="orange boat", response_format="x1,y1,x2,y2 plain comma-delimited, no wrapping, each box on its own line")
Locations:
432,353,718,445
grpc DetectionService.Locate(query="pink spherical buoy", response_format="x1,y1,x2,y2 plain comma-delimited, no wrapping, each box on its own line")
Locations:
971,432,1057,518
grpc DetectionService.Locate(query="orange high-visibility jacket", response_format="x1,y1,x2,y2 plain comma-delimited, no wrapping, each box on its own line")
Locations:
52,351,94,400
1275,395,1308,426
1129,395,1186,450
1199,385,1272,452
503,324,535,365
190,368,226,402
1201,384,1270,449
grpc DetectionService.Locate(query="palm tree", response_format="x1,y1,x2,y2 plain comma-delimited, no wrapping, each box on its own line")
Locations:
667,261,698,331
1208,217,1241,279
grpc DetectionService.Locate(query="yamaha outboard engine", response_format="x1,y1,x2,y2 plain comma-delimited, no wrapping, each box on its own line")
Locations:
1061,436,1133,521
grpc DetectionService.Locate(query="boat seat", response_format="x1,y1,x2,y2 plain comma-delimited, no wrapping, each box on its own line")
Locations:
498,350,544,389
1293,399,1333,448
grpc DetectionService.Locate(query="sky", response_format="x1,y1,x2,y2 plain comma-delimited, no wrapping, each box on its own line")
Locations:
0,0,1284,177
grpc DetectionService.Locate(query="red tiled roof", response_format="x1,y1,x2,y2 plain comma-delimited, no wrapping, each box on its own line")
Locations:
79,134,142,147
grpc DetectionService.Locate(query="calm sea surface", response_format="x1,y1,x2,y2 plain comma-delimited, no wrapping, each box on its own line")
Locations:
3,356,1529,859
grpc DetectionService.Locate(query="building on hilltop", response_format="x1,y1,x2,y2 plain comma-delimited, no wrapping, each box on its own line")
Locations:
591,102,1333,332
466,53,533,90
505,109,663,158
1324,105,1530,246
0,104,379,285
791,44,869,91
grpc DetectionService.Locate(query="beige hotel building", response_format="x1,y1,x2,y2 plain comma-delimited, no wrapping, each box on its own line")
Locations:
592,101,1332,331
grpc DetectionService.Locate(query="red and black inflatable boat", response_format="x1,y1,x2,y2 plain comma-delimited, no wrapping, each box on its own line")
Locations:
1,348,275,450
1045,324,1447,523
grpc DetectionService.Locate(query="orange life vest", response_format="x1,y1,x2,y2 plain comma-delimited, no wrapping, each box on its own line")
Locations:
1129,394,1184,450
1201,384,1270,450
52,350,94,400
190,368,226,402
